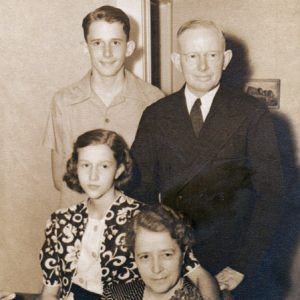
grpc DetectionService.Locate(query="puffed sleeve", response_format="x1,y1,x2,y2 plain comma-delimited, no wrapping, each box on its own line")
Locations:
39,215,61,286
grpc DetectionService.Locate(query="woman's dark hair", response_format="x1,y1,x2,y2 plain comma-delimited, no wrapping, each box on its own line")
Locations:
82,5,130,41
126,205,194,254
63,128,132,193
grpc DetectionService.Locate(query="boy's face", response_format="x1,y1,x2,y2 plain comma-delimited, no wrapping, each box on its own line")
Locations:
87,20,135,78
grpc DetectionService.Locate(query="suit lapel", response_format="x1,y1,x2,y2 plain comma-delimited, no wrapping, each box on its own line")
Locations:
187,86,248,174
159,86,247,176
163,86,249,198
158,87,198,159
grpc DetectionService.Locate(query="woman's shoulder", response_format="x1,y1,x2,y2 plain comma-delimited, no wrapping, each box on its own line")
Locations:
104,279,144,300
173,277,203,300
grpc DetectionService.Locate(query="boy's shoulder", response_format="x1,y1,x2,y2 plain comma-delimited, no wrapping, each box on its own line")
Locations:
124,70,164,103
52,72,92,106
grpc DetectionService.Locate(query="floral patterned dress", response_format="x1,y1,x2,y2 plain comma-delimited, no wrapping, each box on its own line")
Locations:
40,192,199,299
103,278,203,300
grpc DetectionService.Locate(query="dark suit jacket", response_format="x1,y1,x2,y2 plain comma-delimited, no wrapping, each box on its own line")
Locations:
129,85,283,276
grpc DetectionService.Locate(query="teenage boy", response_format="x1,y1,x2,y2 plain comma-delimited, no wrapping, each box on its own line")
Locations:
43,5,164,206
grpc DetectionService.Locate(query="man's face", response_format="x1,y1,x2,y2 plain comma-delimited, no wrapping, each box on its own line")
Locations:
174,26,232,97
87,20,134,78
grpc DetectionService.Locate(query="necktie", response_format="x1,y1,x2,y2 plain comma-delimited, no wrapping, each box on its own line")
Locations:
190,98,203,137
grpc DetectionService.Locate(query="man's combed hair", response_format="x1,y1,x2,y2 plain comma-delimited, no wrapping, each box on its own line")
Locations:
63,129,133,193
176,18,226,50
125,205,194,254
82,5,130,41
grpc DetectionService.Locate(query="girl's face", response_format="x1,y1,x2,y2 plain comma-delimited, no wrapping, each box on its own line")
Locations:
134,228,183,298
77,144,124,200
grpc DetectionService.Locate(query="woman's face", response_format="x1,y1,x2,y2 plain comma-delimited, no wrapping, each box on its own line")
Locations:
134,227,183,297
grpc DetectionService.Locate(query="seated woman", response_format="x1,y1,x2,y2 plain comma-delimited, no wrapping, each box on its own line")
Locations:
104,205,204,300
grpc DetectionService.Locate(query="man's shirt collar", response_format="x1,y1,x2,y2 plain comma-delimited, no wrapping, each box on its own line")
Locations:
185,85,220,121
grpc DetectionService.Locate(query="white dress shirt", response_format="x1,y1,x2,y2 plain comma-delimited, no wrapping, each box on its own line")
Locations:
185,85,220,121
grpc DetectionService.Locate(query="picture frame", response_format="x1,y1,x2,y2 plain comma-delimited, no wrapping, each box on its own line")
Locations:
244,79,280,109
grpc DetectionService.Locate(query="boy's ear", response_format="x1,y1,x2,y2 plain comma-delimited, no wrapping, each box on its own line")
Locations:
126,40,136,57
171,52,182,72
115,164,125,179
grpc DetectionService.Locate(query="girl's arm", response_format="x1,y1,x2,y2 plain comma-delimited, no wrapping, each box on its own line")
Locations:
40,215,61,299
187,265,221,300
39,285,60,300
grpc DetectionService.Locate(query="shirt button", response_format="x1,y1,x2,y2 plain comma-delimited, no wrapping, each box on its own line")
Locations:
92,252,97,258
79,278,84,284
105,118,109,123
93,225,98,232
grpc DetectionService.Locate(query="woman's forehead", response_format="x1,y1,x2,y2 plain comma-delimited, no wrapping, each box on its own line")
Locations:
134,228,179,251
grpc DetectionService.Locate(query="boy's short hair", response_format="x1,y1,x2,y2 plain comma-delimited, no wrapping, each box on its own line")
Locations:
63,129,133,193
125,205,194,254
82,5,130,41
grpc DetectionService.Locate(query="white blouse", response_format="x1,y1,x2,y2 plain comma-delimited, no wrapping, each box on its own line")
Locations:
71,217,106,295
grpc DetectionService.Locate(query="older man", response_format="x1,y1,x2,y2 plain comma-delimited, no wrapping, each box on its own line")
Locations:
130,19,283,295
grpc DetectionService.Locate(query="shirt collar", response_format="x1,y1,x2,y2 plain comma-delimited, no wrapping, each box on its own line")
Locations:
65,71,93,105
66,69,145,106
185,85,220,119
118,69,149,101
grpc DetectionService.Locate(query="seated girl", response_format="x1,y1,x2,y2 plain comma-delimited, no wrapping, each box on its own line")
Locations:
104,205,205,300
39,129,219,300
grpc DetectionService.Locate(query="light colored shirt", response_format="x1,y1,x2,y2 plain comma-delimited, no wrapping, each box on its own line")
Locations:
43,69,164,156
184,85,220,121
72,217,106,294
42,70,164,207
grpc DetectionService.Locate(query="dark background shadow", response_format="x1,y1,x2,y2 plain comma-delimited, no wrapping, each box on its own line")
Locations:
249,113,300,299
221,33,300,300
221,34,252,92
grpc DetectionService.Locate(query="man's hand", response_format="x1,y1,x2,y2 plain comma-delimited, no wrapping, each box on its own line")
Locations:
215,267,244,290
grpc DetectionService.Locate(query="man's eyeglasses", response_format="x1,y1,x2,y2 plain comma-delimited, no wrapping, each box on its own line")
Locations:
179,51,223,64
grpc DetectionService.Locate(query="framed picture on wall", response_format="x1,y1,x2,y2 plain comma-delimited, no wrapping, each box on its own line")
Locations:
244,79,280,109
